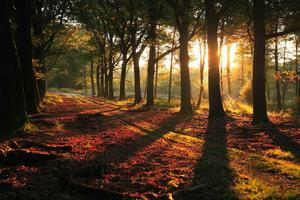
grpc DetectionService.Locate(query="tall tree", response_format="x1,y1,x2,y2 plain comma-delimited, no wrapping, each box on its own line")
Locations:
168,28,176,103
90,59,95,96
167,0,194,114
16,0,39,114
145,0,162,107
128,0,147,104
252,0,269,124
196,35,206,108
226,44,231,96
205,0,226,118
0,0,28,132
32,0,69,99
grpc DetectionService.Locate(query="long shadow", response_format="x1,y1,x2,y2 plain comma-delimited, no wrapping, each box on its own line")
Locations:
180,117,237,200
265,124,300,162
63,108,141,133
74,113,192,176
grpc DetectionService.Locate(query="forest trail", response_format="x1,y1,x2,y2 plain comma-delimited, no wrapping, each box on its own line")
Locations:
0,93,300,200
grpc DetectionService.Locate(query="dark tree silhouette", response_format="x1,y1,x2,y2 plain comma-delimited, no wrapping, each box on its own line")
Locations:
252,0,269,124
16,0,39,114
0,0,28,132
205,0,226,118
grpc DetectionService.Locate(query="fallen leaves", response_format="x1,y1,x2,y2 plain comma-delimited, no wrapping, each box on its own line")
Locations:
1,93,299,199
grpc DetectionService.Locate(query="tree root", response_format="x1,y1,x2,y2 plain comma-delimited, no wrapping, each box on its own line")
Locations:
20,140,72,151
62,177,125,199
1,149,58,167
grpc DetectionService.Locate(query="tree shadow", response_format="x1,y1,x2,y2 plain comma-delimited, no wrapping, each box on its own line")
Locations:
74,113,192,176
179,117,237,200
265,124,300,162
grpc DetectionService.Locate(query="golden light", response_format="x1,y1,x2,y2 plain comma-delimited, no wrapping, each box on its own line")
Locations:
220,43,238,70
190,42,238,70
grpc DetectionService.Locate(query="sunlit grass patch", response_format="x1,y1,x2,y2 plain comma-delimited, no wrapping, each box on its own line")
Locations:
54,119,64,132
44,93,64,105
269,110,293,119
114,98,133,106
224,98,252,114
21,122,38,134
234,174,298,200
154,98,180,109
263,148,296,161
246,154,300,179
163,132,203,146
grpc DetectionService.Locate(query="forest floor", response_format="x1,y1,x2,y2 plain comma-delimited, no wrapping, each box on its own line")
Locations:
0,93,300,200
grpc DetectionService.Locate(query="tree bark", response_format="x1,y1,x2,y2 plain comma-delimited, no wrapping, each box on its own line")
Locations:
108,53,114,99
96,59,101,97
0,0,28,132
196,37,206,108
154,46,159,100
16,0,39,114
83,66,87,95
131,32,142,104
274,37,282,109
119,52,128,100
146,20,157,107
205,0,225,118
295,36,300,115
168,29,176,103
252,0,269,124
90,59,95,96
177,24,193,114
226,44,231,96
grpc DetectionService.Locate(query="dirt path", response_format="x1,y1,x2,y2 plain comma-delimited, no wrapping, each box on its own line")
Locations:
0,93,299,200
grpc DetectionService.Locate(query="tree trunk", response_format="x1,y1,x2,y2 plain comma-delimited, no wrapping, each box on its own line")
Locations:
281,40,288,109
154,46,159,100
295,37,300,115
101,56,105,97
90,59,95,96
196,37,206,108
0,0,28,132
219,26,224,97
168,29,176,103
241,52,244,86
119,52,127,100
16,0,39,114
83,66,87,95
146,20,156,107
205,0,225,118
133,55,142,104
96,59,101,97
131,32,142,104
108,53,114,99
274,37,282,109
295,37,298,96
177,24,193,114
226,44,231,96
252,0,269,124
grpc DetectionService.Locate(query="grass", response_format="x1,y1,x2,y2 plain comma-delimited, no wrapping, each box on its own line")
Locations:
43,93,64,105
235,174,298,200
48,87,83,94
21,122,38,134
241,151,300,179
228,148,300,198
263,149,296,161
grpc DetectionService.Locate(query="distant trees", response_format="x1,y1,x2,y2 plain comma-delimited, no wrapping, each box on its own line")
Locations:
2,0,300,131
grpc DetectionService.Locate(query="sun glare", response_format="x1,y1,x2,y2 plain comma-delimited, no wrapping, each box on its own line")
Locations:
190,42,238,70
